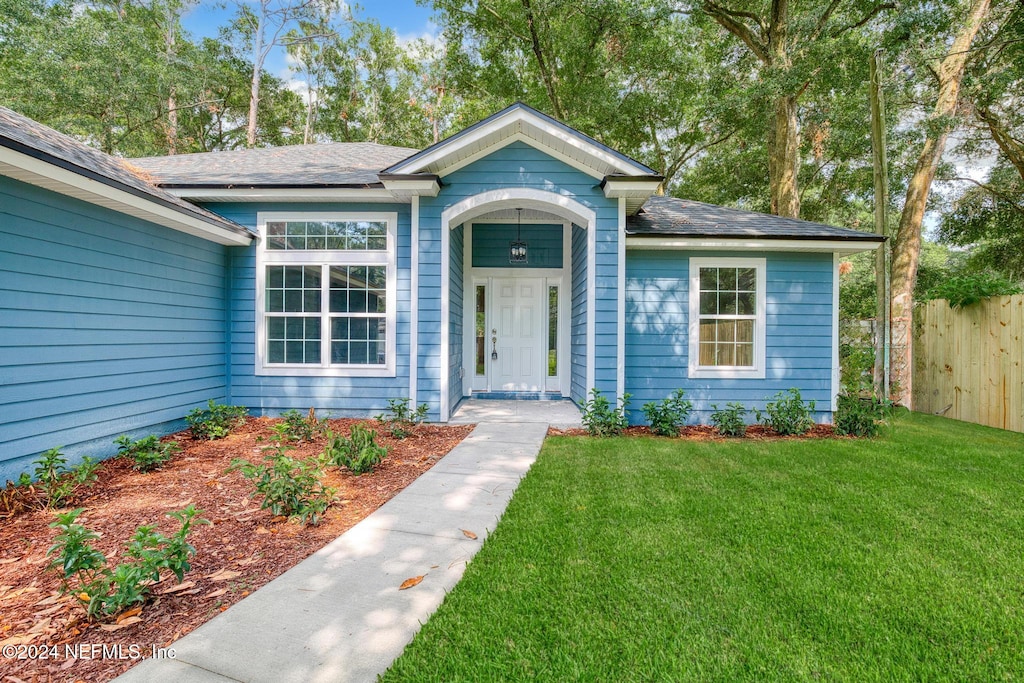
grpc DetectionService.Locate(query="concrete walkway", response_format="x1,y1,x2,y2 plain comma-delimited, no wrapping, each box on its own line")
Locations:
115,410,575,682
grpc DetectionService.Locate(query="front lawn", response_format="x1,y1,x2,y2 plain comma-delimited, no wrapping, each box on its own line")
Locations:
383,413,1024,681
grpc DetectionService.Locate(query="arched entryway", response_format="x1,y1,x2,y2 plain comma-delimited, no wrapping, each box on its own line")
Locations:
440,189,597,420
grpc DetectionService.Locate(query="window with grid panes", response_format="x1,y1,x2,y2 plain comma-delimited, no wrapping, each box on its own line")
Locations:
257,215,395,375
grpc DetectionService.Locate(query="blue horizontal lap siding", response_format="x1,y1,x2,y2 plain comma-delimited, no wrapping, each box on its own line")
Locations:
0,176,230,481
571,226,587,404
471,223,563,268
206,202,412,417
624,250,835,424
449,226,464,412
422,141,620,416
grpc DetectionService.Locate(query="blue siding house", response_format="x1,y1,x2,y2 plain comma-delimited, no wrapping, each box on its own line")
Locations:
0,103,882,480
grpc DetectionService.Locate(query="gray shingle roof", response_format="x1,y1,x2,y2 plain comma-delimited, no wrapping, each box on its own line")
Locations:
132,142,418,187
0,106,252,238
627,196,885,241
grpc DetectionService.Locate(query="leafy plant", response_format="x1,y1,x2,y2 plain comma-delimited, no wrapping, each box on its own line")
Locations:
834,394,889,437
186,400,247,440
31,448,100,508
115,434,181,472
755,389,816,436
377,398,429,439
924,272,1022,309
46,505,208,619
324,424,389,475
230,436,334,526
710,402,748,437
581,388,631,437
642,389,693,437
279,408,326,442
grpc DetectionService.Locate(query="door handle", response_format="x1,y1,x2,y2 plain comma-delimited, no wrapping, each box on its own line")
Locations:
491,329,498,360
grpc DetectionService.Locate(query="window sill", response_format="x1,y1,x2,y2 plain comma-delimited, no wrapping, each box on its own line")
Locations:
688,366,765,380
257,365,396,378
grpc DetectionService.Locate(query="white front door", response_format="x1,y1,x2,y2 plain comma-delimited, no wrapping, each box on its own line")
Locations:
493,277,544,391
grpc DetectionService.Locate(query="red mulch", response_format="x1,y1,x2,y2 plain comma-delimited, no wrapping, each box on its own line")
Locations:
547,423,840,439
0,417,472,683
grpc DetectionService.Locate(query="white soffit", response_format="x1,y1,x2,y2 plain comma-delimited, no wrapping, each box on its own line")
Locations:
165,187,401,203
0,151,252,246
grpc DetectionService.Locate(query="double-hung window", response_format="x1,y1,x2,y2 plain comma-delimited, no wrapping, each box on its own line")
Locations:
256,213,397,377
688,257,766,379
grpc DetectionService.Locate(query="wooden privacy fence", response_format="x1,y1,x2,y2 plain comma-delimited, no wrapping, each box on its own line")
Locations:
913,295,1024,432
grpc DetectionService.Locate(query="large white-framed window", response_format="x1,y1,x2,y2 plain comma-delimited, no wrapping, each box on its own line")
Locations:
255,212,397,377
688,257,766,379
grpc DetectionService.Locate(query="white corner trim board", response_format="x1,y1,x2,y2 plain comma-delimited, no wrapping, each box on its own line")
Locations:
616,197,626,401
831,252,840,413
409,196,420,405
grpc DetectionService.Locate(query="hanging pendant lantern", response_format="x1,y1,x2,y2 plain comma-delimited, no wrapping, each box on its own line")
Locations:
509,207,528,263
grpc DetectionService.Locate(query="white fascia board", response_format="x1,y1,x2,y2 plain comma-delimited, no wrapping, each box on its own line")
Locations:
602,179,663,199
165,187,400,203
380,177,440,198
391,107,649,178
625,236,883,256
0,148,252,246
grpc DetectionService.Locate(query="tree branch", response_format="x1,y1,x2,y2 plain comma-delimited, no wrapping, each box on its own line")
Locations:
831,2,895,38
950,176,1024,216
702,1,769,62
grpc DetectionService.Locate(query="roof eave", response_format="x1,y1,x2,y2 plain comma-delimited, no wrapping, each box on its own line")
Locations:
0,139,253,245
624,234,885,256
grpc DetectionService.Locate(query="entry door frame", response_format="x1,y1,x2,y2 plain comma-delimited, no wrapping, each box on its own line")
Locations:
462,221,572,397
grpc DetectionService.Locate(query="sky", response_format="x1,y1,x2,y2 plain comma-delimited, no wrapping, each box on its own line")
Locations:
180,0,439,79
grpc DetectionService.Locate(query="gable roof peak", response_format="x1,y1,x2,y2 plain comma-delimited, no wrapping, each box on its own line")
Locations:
382,102,658,180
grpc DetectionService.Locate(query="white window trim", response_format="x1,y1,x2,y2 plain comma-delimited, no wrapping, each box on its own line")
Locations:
688,256,766,379
255,211,398,377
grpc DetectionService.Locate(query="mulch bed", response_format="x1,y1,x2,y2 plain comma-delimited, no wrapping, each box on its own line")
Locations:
547,424,839,439
0,417,472,683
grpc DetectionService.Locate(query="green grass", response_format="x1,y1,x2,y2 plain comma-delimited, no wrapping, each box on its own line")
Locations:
382,413,1024,682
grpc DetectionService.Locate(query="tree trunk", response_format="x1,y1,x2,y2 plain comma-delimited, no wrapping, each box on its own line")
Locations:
246,10,266,148
889,0,992,407
769,94,800,217
166,3,178,155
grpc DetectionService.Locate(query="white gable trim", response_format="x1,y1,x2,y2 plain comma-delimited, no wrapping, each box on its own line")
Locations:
388,107,652,179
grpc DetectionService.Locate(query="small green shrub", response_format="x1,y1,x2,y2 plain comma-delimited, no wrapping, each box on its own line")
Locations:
377,398,429,439
755,388,816,436
230,436,334,526
710,402,748,437
186,400,248,440
32,448,100,508
581,388,631,437
642,389,693,437
925,272,1022,309
325,424,389,475
279,408,326,442
115,435,181,472
46,505,208,619
834,394,889,437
